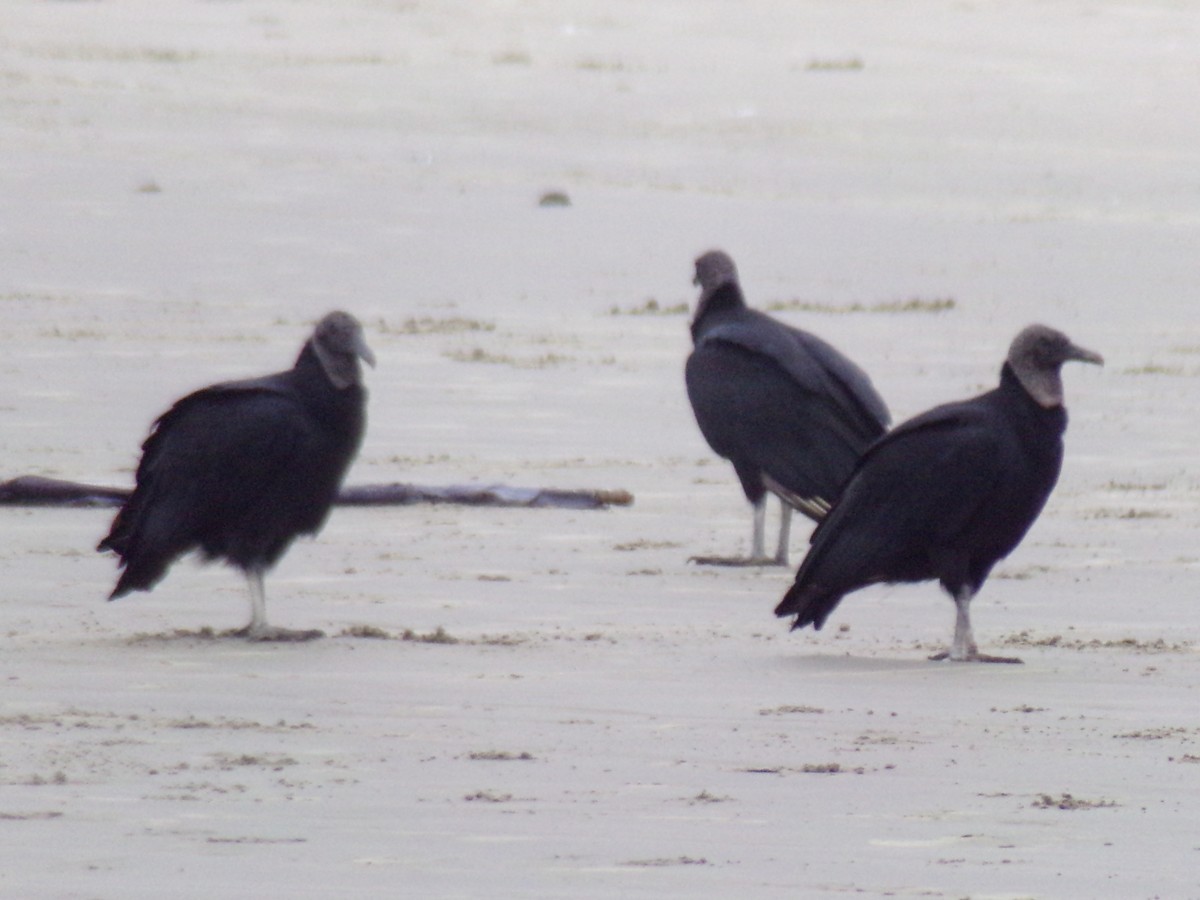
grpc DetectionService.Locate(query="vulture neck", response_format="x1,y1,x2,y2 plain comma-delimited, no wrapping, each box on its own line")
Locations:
1004,360,1064,409
307,339,361,390
692,281,746,341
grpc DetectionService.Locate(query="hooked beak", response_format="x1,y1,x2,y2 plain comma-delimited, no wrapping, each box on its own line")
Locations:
354,330,377,368
1067,342,1104,367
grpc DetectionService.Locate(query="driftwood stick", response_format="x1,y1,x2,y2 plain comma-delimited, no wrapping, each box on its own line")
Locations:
0,476,129,507
336,482,633,509
0,475,633,511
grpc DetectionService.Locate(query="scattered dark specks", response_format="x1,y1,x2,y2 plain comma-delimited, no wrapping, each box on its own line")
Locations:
609,298,690,317
211,753,297,770
340,624,391,639
1114,726,1191,741
464,790,515,803
622,856,709,868
1032,792,1117,810
1104,479,1168,492
128,627,218,643
478,633,527,647
758,704,825,716
613,539,683,551
401,626,459,645
765,297,954,315
381,316,495,336
740,763,866,776
800,763,843,774
687,790,732,805
805,57,864,72
467,751,535,762
1087,507,1172,520
1121,363,1191,376
23,772,68,786
1000,631,1189,653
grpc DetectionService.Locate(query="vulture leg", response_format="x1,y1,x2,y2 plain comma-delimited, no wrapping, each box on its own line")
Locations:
928,587,1022,664
751,496,768,560
236,569,324,642
949,587,977,660
773,501,792,567
689,496,784,566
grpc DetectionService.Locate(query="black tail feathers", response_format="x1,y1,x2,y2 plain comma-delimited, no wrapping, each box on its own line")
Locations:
774,581,842,632
98,526,174,601
105,554,171,601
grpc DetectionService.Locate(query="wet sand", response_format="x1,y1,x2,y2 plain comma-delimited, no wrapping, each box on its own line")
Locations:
2,2,1199,897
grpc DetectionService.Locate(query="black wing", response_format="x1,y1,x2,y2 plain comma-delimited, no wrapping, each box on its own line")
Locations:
100,381,344,596
787,327,891,437
686,342,878,511
701,313,889,437
776,399,1009,628
686,313,889,513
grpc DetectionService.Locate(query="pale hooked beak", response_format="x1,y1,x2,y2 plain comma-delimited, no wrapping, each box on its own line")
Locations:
1067,342,1104,367
354,330,377,368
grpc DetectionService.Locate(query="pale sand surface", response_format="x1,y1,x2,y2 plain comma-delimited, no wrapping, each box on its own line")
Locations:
2,2,1199,897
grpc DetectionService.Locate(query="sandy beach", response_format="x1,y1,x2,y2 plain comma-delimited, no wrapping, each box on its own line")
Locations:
3,1,1199,897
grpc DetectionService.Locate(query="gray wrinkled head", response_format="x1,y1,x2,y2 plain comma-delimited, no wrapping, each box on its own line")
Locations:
692,251,745,331
311,310,376,389
693,250,739,296
1007,324,1103,408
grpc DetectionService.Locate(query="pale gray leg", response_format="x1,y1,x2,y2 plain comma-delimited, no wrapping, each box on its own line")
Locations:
235,569,324,642
689,495,783,566
773,501,792,567
928,585,1022,664
751,495,767,560
247,569,269,635
950,586,977,660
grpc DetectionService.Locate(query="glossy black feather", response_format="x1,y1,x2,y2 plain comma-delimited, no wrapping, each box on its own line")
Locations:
775,363,1067,629
98,337,367,600
686,281,889,517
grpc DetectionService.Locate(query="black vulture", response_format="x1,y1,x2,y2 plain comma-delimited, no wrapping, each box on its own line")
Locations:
97,311,375,641
775,324,1103,663
685,250,891,566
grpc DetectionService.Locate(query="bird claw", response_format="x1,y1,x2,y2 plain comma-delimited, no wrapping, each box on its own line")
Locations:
928,649,1024,665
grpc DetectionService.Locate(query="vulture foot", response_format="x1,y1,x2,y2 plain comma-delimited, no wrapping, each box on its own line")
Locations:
689,554,787,567
928,649,1023,665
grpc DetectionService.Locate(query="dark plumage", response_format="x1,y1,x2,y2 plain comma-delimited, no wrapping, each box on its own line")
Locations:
98,311,375,641
775,324,1102,662
685,250,890,565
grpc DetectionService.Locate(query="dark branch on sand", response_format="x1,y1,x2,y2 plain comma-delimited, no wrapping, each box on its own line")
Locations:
0,476,129,507
0,475,633,511
337,482,633,510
